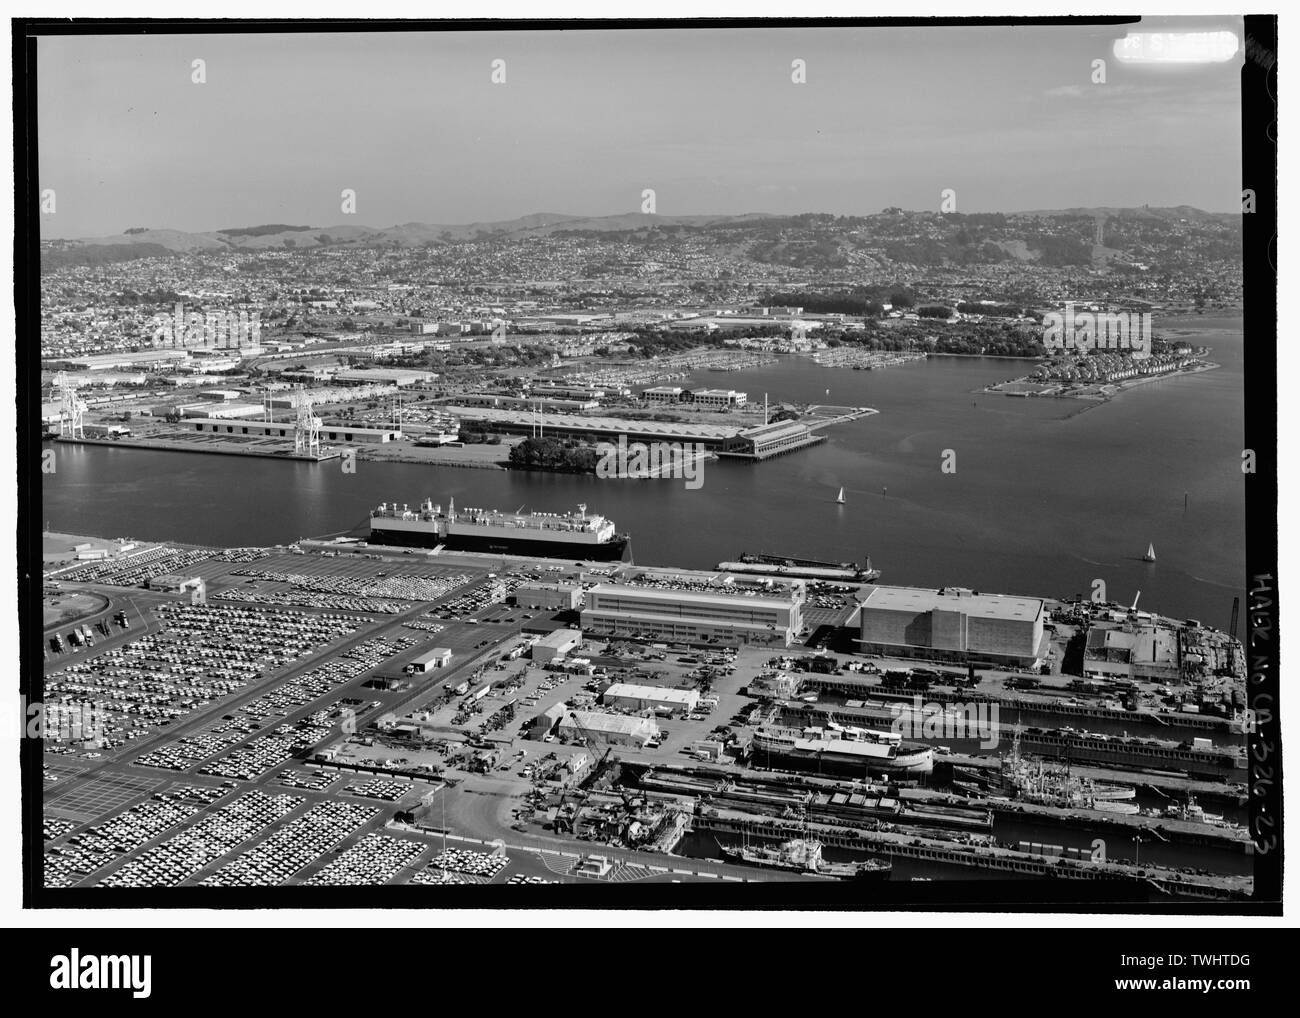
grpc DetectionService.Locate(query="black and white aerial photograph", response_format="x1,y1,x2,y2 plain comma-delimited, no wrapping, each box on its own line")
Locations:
10,9,1286,959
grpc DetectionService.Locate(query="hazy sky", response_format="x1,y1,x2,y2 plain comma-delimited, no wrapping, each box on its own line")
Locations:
37,20,1245,237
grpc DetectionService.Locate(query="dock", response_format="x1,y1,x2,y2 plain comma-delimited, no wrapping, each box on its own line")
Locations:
53,435,340,462
690,811,1252,900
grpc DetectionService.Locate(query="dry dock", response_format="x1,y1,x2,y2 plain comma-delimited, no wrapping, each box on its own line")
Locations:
692,811,1252,900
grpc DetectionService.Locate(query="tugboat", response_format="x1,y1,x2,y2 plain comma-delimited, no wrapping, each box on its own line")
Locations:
719,836,891,880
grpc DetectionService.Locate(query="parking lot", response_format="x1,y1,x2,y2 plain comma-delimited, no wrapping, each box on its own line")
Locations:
44,771,161,823
41,546,799,890
45,603,367,753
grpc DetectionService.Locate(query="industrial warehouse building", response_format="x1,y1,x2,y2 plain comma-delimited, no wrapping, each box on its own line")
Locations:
332,368,438,387
719,419,823,460
601,682,700,715
147,574,204,594
526,703,569,740
184,419,400,443
513,582,583,611
407,647,453,673
1083,623,1180,682
531,628,582,663
439,406,740,449
581,580,803,646
556,710,659,748
856,585,1046,667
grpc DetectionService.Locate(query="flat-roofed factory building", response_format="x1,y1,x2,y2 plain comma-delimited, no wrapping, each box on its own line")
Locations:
557,710,659,748
581,578,803,646
601,682,700,715
857,585,1046,667
407,647,453,673
531,628,582,663
513,581,583,611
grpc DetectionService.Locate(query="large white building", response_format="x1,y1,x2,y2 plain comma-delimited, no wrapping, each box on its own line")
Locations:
688,388,747,409
408,647,453,673
582,577,804,646
333,368,437,387
514,582,583,611
856,585,1046,667
601,682,699,715
531,628,582,663
557,710,659,748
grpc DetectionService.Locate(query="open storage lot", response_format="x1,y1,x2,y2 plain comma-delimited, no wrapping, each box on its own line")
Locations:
45,603,366,752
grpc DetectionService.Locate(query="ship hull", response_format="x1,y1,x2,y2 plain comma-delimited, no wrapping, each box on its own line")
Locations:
752,739,934,776
369,526,629,561
719,845,890,880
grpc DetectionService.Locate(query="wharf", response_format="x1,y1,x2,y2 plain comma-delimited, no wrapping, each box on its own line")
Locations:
802,405,877,431
54,435,340,462
904,785,1251,852
837,684,1237,733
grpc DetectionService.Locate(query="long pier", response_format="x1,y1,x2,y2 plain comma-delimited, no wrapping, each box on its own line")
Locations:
53,435,340,462
780,701,1245,780
803,679,1239,732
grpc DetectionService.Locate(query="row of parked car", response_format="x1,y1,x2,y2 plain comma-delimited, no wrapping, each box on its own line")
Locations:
44,785,225,888
99,790,301,888
200,800,378,887
307,832,426,886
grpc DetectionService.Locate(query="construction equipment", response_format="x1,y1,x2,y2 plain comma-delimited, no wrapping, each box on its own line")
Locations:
552,712,622,837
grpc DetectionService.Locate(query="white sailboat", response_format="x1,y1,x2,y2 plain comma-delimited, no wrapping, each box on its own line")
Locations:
836,487,845,504
1143,543,1156,563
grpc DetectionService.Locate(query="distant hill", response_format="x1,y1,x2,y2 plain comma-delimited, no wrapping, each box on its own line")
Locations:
41,242,177,271
46,206,1238,272
63,211,782,251
1020,205,1238,224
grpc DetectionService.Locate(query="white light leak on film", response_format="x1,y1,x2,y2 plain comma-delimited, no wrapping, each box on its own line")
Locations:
1112,31,1239,64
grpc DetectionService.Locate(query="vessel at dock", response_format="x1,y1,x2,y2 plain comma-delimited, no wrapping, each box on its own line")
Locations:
752,721,934,775
956,728,1139,814
719,837,891,880
719,551,881,583
1150,792,1240,829
369,498,629,560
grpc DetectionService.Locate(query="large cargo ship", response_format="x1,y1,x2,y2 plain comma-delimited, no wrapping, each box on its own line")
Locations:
719,837,891,880
369,498,629,560
752,721,934,775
